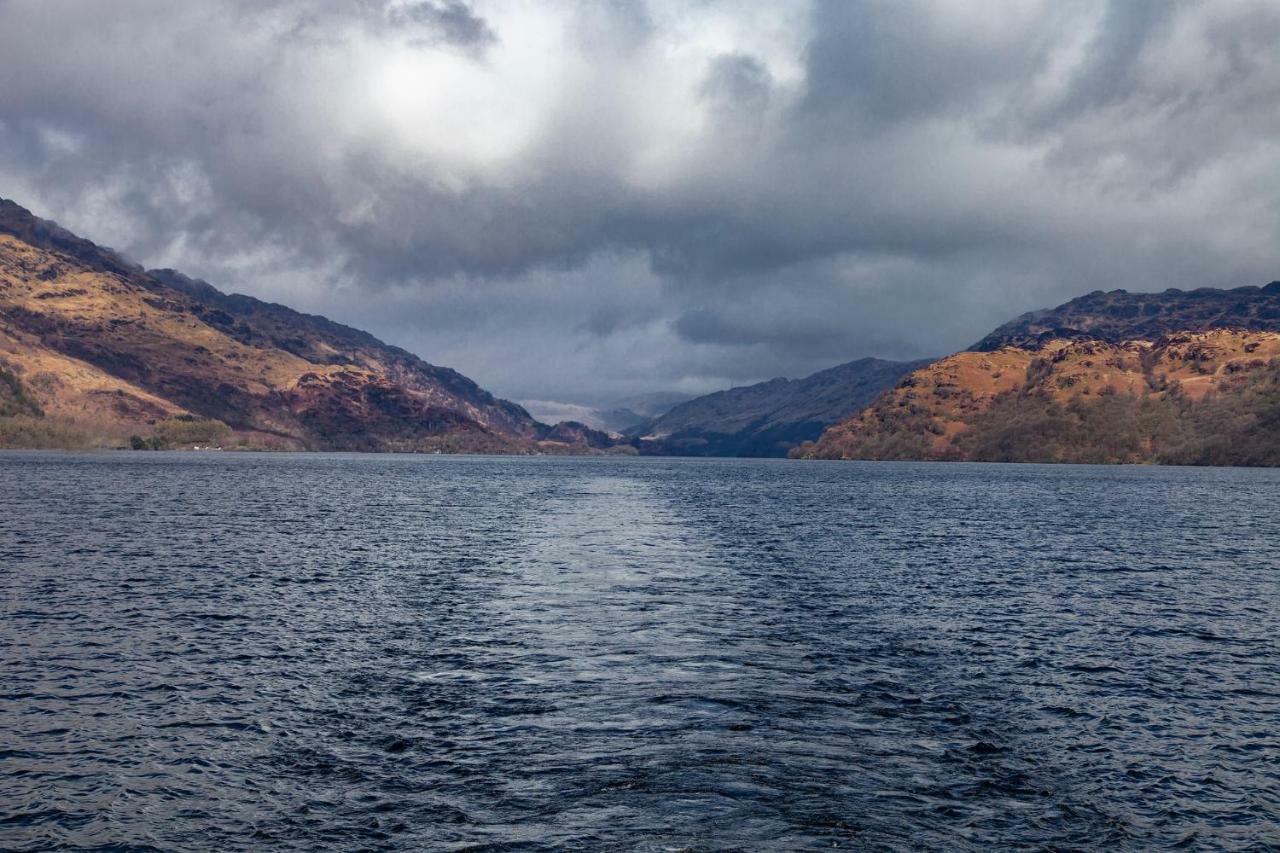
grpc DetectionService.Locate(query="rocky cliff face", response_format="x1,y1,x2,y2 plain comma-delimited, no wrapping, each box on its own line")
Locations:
632,357,929,457
797,329,1280,465
0,198,596,452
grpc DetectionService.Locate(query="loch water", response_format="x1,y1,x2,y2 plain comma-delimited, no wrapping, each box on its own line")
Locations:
2,452,1278,850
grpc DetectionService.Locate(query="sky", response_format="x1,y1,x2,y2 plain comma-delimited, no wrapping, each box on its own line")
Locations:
3,0,1280,406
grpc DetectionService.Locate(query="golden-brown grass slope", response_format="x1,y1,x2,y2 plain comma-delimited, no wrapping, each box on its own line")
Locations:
0,198,572,452
795,331,1280,465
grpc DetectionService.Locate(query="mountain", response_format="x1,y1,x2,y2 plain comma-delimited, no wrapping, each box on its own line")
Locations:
594,391,697,434
798,284,1280,466
0,197,607,453
520,391,695,435
973,284,1280,351
631,357,930,457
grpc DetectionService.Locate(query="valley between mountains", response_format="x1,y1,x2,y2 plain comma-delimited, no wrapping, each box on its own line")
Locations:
5,195,1280,465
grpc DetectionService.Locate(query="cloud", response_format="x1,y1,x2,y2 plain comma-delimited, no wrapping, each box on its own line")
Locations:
388,1,496,50
2,0,1280,402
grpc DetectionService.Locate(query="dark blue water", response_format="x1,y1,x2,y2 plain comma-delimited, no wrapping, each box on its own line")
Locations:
2,452,1278,850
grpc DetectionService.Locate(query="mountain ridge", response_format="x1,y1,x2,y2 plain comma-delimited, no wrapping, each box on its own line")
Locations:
631,356,930,457
0,197,614,453
800,284,1280,465
973,284,1280,351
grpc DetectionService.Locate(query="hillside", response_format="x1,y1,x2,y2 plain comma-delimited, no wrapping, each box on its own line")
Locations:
796,329,1280,465
631,357,929,457
0,198,605,453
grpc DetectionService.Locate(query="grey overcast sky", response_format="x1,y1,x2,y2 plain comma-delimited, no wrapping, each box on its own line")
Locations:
3,0,1280,405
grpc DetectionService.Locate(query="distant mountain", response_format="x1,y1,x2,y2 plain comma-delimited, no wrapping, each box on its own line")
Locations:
0,197,610,453
519,400,604,430
520,391,694,435
596,391,697,433
799,284,1280,466
631,357,930,457
974,284,1280,351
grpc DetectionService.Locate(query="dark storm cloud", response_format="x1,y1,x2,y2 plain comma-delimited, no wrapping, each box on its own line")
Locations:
389,1,496,49
700,53,772,114
800,0,1044,121
2,0,1280,402
1038,0,1174,123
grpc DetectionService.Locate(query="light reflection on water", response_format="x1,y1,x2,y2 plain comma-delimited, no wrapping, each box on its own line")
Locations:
1,452,1278,849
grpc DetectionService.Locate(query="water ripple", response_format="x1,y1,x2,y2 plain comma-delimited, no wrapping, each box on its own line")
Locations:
1,452,1278,849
